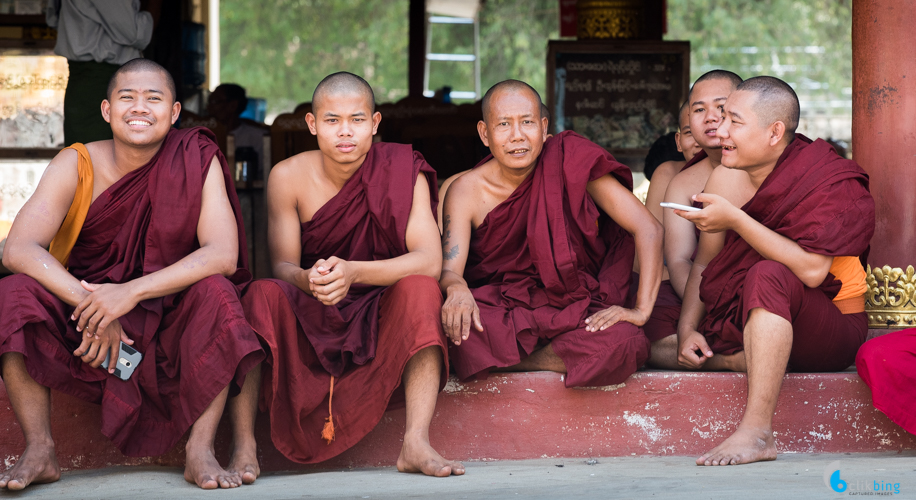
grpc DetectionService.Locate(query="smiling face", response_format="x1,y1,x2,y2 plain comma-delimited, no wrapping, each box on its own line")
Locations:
101,70,179,147
675,104,702,160
716,90,787,172
688,78,736,150
305,91,381,168
478,88,548,172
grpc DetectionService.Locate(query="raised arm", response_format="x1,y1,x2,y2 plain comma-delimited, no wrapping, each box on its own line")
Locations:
678,168,832,288
2,149,87,305
438,175,481,345
308,174,442,304
584,173,663,331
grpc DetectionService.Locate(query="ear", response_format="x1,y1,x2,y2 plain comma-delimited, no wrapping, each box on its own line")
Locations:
101,99,112,124
170,101,181,125
305,112,317,136
477,120,489,147
769,121,786,146
371,111,381,136
675,131,683,152
541,116,549,142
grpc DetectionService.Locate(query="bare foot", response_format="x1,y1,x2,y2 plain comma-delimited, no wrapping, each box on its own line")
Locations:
696,426,777,466
0,442,61,491
227,438,260,485
184,445,241,489
396,434,465,477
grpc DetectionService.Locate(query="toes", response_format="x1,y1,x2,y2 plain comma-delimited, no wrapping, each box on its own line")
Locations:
449,462,466,476
198,475,218,490
434,465,451,478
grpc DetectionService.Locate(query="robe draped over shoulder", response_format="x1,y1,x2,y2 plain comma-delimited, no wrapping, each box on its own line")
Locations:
450,131,650,387
243,142,447,464
699,136,875,354
0,127,263,456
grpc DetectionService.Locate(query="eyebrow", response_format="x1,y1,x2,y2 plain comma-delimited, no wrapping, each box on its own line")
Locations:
691,96,728,107
496,113,534,120
118,88,164,95
728,110,744,120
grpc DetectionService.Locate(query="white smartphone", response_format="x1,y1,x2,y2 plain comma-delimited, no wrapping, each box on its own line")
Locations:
660,202,701,212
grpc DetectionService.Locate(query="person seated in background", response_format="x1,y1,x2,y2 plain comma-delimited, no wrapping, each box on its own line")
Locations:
675,76,874,465
644,102,702,226
0,59,263,491
240,72,463,477
440,80,662,388
645,70,744,368
207,83,268,170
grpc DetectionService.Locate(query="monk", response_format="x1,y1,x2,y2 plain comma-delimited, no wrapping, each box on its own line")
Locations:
239,72,463,476
437,102,552,229
0,59,263,491
643,101,702,227
440,80,662,388
856,331,916,436
674,76,874,465
645,70,743,368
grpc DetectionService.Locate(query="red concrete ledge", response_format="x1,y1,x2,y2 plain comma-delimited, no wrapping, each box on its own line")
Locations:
1,370,914,472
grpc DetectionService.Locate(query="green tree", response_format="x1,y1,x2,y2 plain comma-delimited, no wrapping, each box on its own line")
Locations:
666,0,852,110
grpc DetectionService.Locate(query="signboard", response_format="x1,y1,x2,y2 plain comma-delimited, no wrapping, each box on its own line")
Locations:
547,40,690,165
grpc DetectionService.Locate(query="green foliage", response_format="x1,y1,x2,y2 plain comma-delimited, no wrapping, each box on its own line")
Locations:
220,0,851,120
220,0,410,116
666,0,852,107
220,0,559,116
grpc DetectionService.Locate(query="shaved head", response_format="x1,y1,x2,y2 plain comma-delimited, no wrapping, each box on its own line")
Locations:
690,69,743,98
312,71,375,114
482,80,542,123
107,58,176,103
736,76,800,141
678,100,689,128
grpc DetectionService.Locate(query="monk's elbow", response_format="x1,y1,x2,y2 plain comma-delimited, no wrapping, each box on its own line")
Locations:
216,251,239,277
2,241,21,272
426,258,442,281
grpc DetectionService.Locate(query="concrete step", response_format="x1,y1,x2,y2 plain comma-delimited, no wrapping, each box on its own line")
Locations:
1,370,914,472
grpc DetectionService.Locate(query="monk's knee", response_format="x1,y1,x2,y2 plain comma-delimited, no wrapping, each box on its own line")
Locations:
0,273,45,296
386,275,442,307
745,260,800,295
855,336,890,372
182,275,240,305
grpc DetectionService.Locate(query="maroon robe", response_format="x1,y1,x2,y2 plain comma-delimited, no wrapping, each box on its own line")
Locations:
0,127,263,456
699,136,874,357
857,330,916,435
242,143,448,464
449,131,650,387
680,149,708,172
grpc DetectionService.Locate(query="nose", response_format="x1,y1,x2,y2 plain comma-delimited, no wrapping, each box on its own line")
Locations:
509,121,524,142
704,107,720,124
716,119,730,140
339,120,353,137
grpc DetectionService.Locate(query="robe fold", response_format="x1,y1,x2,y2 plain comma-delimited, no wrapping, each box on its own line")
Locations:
699,136,874,359
856,330,916,436
242,143,447,464
0,127,264,457
450,131,650,388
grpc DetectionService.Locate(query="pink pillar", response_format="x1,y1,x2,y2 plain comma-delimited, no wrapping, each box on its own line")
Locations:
852,0,916,327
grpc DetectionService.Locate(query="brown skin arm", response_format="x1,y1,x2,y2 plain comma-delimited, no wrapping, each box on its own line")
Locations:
583,174,663,331
675,228,723,369
267,158,313,292
645,161,680,225
438,175,483,345
2,148,85,305
662,168,701,298
70,157,240,371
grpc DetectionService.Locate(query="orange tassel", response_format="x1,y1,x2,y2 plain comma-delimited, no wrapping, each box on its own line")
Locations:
321,376,336,444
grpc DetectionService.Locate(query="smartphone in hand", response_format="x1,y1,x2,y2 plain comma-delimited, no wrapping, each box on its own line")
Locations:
101,342,142,381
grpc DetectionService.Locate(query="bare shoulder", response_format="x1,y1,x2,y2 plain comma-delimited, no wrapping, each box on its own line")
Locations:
445,162,487,202
652,160,684,185
704,165,750,195
38,148,80,189
269,150,321,191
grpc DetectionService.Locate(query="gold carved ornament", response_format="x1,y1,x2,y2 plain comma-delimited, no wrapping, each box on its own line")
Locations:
576,0,640,40
865,265,916,328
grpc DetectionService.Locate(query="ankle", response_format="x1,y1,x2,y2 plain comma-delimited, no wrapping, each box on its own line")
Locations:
24,435,56,450
403,429,430,444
